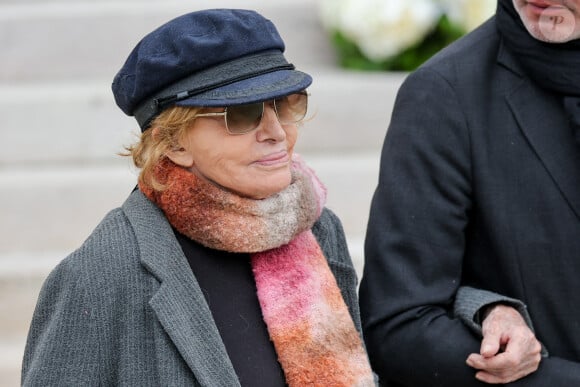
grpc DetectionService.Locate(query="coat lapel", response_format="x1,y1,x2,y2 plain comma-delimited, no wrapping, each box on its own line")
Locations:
499,43,580,220
123,191,240,387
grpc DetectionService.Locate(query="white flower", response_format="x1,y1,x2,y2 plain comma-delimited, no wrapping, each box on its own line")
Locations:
439,0,496,32
319,0,442,61
319,0,348,30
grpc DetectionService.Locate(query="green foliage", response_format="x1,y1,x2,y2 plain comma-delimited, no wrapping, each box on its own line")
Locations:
331,15,466,72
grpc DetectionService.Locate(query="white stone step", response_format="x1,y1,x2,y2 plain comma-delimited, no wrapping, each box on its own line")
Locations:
0,340,23,387
0,0,407,164
0,70,404,164
0,0,335,82
0,257,50,387
0,163,137,253
0,152,379,254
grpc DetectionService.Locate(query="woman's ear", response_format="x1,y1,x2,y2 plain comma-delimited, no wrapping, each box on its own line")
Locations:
152,127,195,168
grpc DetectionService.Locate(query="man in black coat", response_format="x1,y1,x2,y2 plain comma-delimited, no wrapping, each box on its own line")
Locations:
359,0,580,385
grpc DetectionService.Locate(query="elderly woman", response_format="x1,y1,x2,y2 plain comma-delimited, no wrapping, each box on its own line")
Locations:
21,9,374,387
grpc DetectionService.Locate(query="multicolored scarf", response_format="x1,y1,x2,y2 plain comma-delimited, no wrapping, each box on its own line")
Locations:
140,155,374,386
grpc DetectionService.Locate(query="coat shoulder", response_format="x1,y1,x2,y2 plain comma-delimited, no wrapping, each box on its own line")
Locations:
415,18,501,85
52,207,142,289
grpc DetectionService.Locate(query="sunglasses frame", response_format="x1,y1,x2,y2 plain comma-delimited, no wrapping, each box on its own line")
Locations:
193,91,308,135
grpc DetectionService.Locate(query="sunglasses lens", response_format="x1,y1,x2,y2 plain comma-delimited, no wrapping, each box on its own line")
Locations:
223,92,308,134
274,92,308,124
225,103,263,134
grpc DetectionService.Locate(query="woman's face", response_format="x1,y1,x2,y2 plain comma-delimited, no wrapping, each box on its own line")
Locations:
169,103,298,199
512,0,580,42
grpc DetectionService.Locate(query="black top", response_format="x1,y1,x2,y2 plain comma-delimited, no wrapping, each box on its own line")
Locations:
174,230,286,386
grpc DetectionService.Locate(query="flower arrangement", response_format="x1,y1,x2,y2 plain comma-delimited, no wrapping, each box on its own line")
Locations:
319,0,496,71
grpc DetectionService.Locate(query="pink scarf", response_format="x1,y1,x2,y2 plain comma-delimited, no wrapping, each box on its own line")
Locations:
140,156,374,386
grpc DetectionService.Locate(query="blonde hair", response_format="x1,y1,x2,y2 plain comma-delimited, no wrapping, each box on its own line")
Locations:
123,106,202,191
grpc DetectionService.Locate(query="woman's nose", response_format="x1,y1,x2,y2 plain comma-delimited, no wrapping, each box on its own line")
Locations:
256,104,286,141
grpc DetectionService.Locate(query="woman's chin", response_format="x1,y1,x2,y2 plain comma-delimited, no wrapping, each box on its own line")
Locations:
244,173,292,199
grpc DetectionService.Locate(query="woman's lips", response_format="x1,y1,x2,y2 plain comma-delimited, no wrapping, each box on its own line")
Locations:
255,151,289,166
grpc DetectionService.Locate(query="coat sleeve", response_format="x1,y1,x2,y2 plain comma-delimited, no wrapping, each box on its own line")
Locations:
21,253,105,386
359,67,485,386
454,286,536,339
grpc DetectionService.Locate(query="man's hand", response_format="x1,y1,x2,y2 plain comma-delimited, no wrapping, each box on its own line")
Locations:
466,304,542,384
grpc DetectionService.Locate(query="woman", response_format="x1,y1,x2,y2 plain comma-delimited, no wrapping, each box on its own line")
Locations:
21,9,375,387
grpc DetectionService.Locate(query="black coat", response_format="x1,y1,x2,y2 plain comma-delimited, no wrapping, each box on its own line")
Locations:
360,17,580,386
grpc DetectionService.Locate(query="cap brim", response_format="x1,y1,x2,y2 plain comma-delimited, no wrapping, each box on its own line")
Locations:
174,69,312,107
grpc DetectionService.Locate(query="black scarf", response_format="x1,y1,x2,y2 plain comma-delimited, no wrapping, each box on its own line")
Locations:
496,0,580,141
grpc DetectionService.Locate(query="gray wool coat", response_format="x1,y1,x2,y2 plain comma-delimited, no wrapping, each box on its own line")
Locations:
22,190,363,386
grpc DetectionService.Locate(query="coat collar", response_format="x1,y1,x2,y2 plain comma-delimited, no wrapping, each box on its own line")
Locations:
122,190,240,387
498,39,580,220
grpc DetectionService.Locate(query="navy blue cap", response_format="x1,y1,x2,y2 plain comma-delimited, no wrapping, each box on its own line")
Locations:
112,9,313,130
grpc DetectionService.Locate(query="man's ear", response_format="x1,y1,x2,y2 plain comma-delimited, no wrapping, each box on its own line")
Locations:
152,127,194,168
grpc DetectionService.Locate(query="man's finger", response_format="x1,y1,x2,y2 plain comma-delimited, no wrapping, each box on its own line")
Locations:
480,329,502,357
